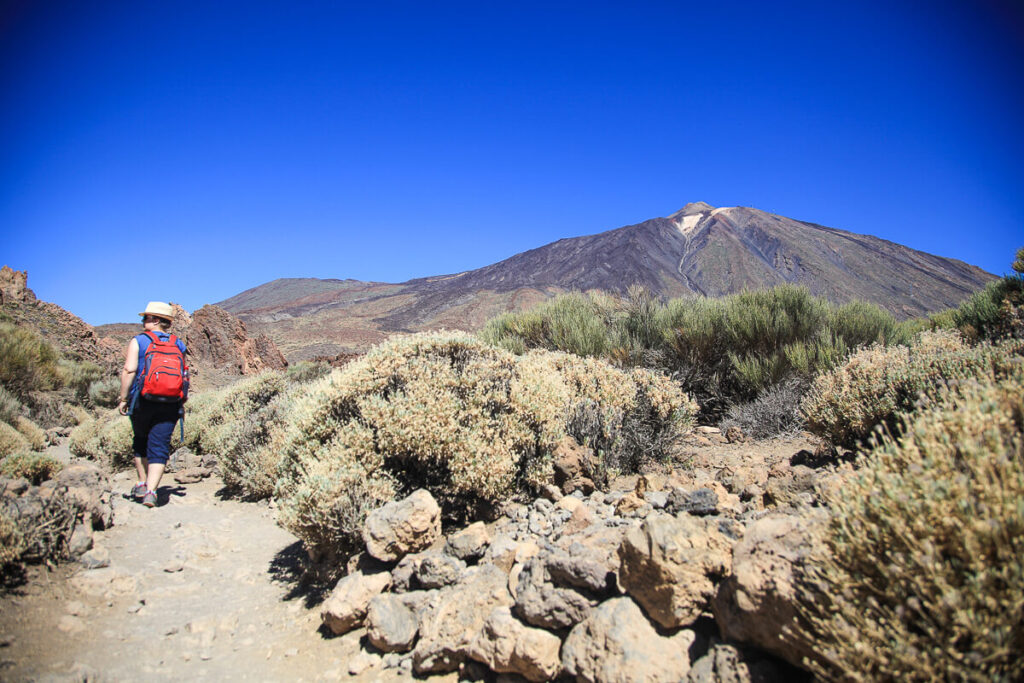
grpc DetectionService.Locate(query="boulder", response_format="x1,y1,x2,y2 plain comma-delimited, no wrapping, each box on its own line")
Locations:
320,570,392,635
412,565,514,674
481,533,518,573
416,552,465,589
712,513,824,670
561,597,695,683
467,607,563,682
363,489,442,562
545,544,617,596
686,642,787,683
54,463,113,530
552,436,596,495
618,513,733,629
365,594,419,653
515,558,594,631
445,521,490,561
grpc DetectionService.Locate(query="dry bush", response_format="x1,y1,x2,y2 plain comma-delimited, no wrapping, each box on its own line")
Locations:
185,372,286,456
0,322,61,400
0,452,63,484
12,416,46,451
802,330,1024,449
720,379,807,440
0,385,22,424
275,331,696,561
87,377,120,408
67,411,133,468
0,488,79,568
800,370,1024,682
218,392,296,499
68,416,102,457
0,421,29,458
0,511,25,569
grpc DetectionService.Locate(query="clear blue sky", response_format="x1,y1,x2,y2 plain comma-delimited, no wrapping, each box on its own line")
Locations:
2,0,1022,325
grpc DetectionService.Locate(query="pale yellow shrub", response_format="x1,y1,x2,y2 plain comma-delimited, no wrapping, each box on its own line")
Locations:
0,513,24,567
0,421,29,458
275,331,696,561
0,452,63,484
186,372,286,456
802,330,1024,448
12,416,46,451
68,416,101,456
801,370,1024,681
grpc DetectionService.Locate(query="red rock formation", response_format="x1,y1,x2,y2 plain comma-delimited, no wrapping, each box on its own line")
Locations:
186,304,287,376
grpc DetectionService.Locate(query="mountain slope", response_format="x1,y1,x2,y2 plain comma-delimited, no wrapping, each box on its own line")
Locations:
219,203,995,360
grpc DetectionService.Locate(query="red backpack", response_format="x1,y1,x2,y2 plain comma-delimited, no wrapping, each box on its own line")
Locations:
138,331,188,402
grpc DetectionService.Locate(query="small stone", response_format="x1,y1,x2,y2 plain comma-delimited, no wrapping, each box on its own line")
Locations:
348,650,381,675
79,546,110,570
57,615,85,634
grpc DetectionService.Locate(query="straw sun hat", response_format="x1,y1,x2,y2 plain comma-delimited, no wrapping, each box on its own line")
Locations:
139,301,174,321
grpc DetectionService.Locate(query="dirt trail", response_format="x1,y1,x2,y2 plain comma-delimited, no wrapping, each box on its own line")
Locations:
0,465,417,682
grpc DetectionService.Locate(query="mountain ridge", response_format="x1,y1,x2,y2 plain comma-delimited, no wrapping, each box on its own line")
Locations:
217,203,995,360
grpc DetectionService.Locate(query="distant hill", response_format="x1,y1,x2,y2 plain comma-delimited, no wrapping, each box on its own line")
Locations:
219,203,996,360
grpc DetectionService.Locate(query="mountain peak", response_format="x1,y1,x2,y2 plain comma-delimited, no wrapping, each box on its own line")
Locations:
668,202,716,219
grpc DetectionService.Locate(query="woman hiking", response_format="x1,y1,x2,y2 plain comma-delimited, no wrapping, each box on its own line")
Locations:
117,301,189,507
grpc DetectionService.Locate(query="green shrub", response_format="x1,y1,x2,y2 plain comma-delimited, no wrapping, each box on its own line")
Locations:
187,372,287,456
801,370,1024,682
953,276,1024,342
87,378,120,408
275,331,696,562
12,416,45,451
802,330,1024,449
284,360,332,385
0,421,29,458
67,411,133,467
0,385,22,425
217,392,296,499
0,323,61,400
482,285,904,421
57,359,105,399
0,452,63,484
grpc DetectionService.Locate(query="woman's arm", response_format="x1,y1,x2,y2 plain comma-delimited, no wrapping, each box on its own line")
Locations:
118,338,140,415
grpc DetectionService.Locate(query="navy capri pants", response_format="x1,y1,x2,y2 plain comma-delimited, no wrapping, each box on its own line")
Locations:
130,399,181,465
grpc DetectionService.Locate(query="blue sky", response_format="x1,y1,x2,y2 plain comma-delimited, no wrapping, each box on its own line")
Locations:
2,1,1022,325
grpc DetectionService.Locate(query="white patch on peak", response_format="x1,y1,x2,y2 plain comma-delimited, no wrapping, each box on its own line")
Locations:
675,213,703,236
710,207,732,216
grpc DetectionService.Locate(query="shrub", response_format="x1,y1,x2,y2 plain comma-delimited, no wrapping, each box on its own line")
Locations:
0,512,25,569
275,331,696,562
187,372,287,456
0,421,29,458
0,385,22,425
284,360,332,385
0,322,61,400
12,416,45,451
0,452,63,484
217,392,296,499
802,330,1024,449
57,359,105,399
719,379,807,440
68,416,102,457
801,370,1024,681
953,276,1024,342
482,285,904,421
87,378,121,408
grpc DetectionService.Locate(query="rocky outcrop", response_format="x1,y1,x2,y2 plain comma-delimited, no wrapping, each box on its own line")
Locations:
467,606,562,682
320,569,392,635
0,265,32,304
186,305,287,376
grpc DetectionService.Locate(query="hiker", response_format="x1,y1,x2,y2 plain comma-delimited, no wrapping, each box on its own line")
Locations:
117,301,189,507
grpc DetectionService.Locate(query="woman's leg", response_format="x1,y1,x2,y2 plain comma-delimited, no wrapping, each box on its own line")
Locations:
143,405,178,504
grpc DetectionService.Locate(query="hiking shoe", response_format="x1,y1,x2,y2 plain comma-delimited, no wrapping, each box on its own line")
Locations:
142,491,158,508
130,483,147,500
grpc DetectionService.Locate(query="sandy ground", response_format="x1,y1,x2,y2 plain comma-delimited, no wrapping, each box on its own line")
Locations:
0,465,431,682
